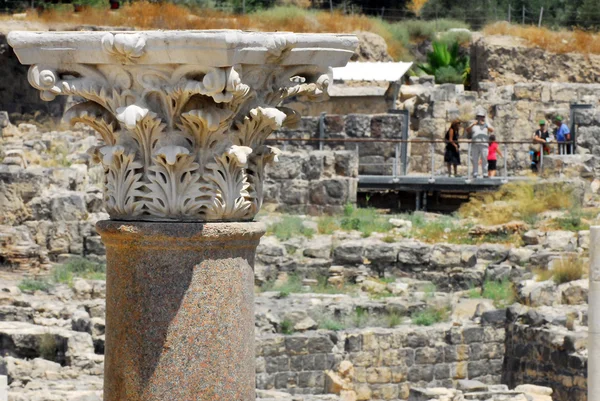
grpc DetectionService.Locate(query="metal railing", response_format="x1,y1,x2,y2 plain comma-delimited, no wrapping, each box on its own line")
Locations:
265,137,575,182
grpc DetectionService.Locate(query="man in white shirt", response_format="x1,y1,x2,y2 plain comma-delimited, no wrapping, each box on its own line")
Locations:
467,110,495,178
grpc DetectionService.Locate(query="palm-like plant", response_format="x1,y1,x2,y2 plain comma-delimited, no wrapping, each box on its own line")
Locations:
417,41,470,85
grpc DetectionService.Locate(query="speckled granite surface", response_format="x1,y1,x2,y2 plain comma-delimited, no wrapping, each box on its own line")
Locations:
97,221,265,401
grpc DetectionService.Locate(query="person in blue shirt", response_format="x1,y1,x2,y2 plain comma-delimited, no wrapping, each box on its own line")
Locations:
554,116,571,154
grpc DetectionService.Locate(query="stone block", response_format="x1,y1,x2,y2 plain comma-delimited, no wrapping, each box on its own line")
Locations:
355,383,372,401
407,365,434,382
280,180,309,205
332,240,365,264
477,244,509,262
444,344,469,362
364,241,399,264
467,360,489,378
391,365,407,383
303,153,325,180
450,362,468,380
550,83,579,102
514,83,542,101
397,240,431,265
359,155,389,175
266,153,306,180
285,336,309,356
335,151,359,178
266,356,290,373
370,114,402,139
462,327,484,344
309,178,354,206
434,363,450,380
417,118,446,138
84,236,105,256
366,367,392,384
398,348,416,366
414,347,440,364
307,336,335,354
345,114,371,137
324,115,345,134
430,244,462,267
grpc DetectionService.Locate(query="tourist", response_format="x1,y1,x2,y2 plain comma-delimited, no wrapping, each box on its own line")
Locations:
444,119,461,177
531,119,551,173
554,116,571,155
466,110,494,178
487,134,503,177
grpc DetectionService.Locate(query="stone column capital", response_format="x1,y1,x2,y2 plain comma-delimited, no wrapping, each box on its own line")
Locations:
8,30,357,221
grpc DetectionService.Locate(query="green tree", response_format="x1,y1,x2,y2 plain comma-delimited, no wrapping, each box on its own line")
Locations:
578,0,600,29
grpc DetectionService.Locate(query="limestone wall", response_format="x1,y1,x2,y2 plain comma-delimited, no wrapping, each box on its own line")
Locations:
263,150,358,215
256,324,505,400
470,35,600,89
273,113,404,176
401,78,600,175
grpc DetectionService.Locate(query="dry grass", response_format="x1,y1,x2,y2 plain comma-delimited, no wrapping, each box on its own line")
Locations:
458,182,575,226
29,3,410,58
484,22,600,55
551,255,588,284
535,254,588,284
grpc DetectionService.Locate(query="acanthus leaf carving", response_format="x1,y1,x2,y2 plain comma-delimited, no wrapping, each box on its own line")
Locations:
64,101,118,146
100,146,145,218
234,107,287,148
21,53,350,221
204,148,253,221
145,146,207,218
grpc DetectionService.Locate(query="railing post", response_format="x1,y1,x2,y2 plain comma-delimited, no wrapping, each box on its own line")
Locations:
502,143,508,184
393,143,398,178
318,112,325,151
540,143,544,174
466,142,472,183
429,142,435,183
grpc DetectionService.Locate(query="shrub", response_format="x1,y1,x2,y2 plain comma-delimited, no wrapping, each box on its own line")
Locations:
319,318,346,331
53,257,106,284
280,319,295,335
352,307,369,328
387,312,404,328
317,215,340,235
412,306,449,326
552,255,586,284
402,19,469,40
18,277,52,293
267,216,315,241
555,210,590,232
340,205,392,237
434,66,463,84
415,215,472,244
261,274,304,295
438,30,472,46
481,280,515,308
458,182,576,226
423,283,436,299
382,235,396,243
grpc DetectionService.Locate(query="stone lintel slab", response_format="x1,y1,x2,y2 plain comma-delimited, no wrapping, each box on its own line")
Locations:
7,30,357,67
